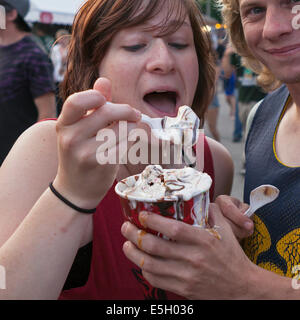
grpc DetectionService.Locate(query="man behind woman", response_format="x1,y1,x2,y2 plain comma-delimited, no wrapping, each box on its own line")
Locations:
0,0,234,299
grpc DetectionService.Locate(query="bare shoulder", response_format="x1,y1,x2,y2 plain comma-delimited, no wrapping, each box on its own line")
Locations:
206,137,234,199
0,120,59,247
1,120,58,178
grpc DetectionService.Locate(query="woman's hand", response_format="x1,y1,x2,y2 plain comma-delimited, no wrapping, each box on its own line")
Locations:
53,77,141,209
215,195,254,241
121,204,256,299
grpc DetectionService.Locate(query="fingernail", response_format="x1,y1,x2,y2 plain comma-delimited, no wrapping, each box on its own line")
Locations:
123,241,131,251
134,108,141,120
121,222,129,235
244,221,253,230
139,211,148,228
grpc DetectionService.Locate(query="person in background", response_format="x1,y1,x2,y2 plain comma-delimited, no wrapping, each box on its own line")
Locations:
222,44,266,138
32,23,54,55
51,29,71,115
222,43,266,172
205,90,221,142
205,50,221,142
221,44,242,143
0,0,56,165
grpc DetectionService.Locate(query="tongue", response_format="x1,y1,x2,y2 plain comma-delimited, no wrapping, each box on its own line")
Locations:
144,92,176,114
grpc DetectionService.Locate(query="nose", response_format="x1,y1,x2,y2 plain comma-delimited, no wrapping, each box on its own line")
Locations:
262,6,293,40
146,39,175,74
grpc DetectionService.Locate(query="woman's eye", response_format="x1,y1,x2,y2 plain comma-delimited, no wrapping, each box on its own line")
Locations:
169,43,188,50
122,44,146,52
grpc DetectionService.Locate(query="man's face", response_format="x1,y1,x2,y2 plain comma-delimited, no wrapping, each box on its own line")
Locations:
240,0,300,84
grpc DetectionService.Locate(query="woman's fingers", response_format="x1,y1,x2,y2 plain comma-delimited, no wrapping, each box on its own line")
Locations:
57,87,141,143
58,89,106,126
78,102,141,138
93,77,112,101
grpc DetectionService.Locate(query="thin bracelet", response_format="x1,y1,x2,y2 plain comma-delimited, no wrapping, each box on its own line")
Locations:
49,182,96,214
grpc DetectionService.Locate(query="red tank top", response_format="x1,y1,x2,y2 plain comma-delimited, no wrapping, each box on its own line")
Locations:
59,136,215,300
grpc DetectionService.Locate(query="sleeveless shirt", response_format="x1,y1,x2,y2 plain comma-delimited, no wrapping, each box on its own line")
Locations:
243,85,300,277
59,136,215,300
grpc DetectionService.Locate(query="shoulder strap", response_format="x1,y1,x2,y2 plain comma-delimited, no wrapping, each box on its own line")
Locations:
244,99,263,141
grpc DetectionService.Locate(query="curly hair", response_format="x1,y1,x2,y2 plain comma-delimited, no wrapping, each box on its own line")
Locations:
218,0,281,92
61,0,216,126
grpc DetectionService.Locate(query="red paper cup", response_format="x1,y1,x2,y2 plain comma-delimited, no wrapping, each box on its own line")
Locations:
115,176,211,237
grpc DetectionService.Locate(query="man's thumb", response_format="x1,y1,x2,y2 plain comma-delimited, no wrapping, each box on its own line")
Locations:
208,203,226,228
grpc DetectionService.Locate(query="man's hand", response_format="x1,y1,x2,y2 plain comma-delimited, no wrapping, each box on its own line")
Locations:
215,195,253,241
121,204,256,300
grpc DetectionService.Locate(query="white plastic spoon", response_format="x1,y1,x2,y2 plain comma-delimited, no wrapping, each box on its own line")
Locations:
141,106,200,146
244,184,280,218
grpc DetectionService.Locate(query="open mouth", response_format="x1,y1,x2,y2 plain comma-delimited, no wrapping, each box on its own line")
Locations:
143,91,178,116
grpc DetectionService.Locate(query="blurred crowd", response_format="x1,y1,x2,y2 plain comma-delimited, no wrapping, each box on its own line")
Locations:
32,23,71,115
0,0,70,165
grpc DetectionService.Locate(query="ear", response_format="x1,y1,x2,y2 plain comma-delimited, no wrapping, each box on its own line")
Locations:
6,8,18,23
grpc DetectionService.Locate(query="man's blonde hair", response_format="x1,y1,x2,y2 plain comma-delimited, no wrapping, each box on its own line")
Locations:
218,0,281,92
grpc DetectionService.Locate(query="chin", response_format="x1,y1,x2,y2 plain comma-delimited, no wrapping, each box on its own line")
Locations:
276,72,300,85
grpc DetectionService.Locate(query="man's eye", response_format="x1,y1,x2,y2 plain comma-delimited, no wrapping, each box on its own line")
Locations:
249,7,265,15
169,43,188,50
122,44,146,52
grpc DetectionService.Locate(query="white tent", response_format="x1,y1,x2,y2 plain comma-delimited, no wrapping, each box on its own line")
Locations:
25,0,87,25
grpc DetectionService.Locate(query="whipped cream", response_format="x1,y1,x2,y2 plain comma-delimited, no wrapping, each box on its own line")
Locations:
116,165,212,202
152,106,200,146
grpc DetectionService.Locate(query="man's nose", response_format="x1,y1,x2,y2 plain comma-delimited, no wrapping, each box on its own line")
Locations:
146,39,175,74
262,6,293,40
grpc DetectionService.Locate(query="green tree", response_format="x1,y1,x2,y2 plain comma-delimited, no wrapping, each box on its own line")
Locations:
196,0,222,23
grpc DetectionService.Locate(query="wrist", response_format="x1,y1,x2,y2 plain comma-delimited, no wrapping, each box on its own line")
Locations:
49,182,97,214
52,177,101,211
240,261,300,299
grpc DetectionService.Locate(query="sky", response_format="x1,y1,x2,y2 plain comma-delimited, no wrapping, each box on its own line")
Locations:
30,0,87,14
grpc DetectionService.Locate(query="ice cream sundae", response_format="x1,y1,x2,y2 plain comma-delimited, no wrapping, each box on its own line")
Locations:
115,165,212,230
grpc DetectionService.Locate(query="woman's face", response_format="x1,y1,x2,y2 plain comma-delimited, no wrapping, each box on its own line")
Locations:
98,3,199,118
240,0,300,84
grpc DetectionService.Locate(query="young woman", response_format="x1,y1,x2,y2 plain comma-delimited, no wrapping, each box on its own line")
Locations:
0,0,233,299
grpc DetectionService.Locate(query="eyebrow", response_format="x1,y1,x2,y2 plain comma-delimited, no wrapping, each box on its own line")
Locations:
240,0,262,12
143,19,191,29
138,18,192,38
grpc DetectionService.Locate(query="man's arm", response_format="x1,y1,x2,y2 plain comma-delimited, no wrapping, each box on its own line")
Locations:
34,92,56,120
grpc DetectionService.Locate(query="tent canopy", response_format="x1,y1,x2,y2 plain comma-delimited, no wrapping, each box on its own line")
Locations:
25,0,86,25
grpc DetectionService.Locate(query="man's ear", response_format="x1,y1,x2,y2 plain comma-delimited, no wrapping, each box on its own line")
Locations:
6,8,18,23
